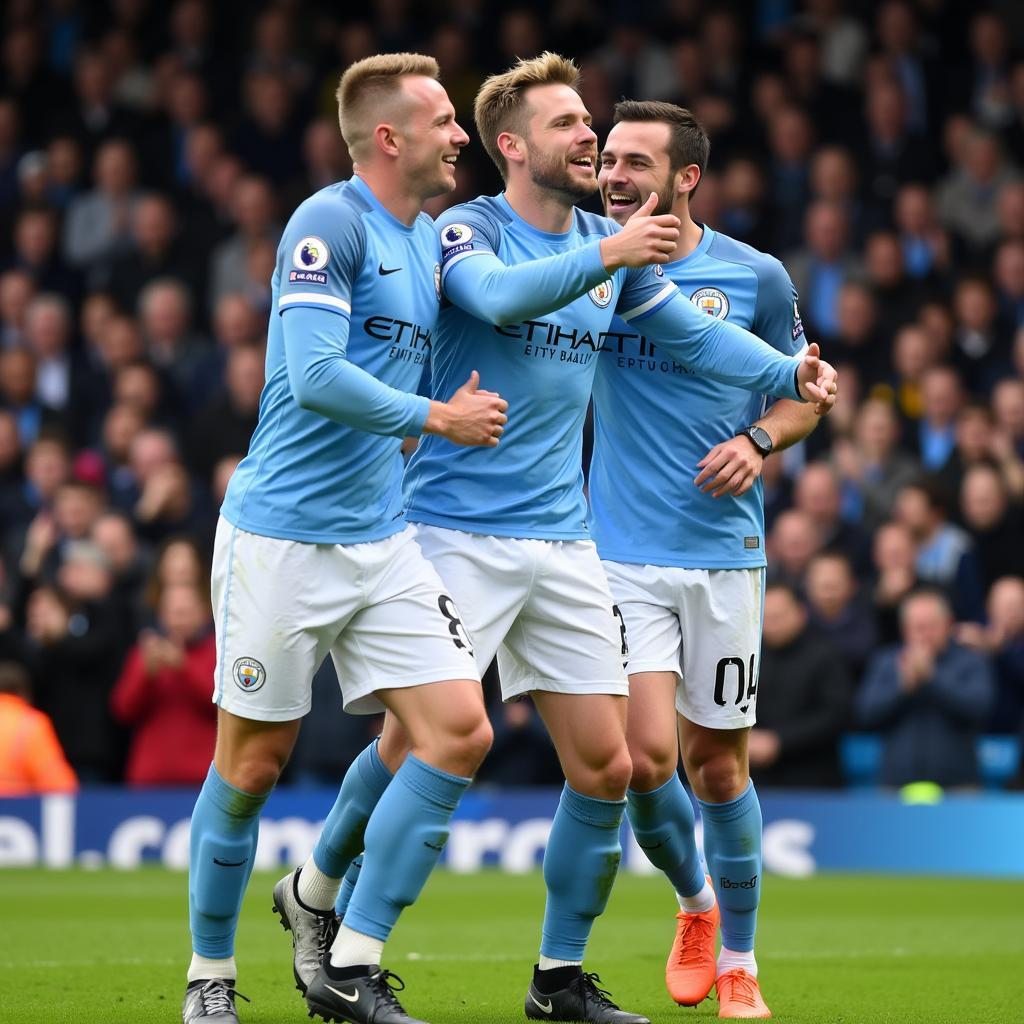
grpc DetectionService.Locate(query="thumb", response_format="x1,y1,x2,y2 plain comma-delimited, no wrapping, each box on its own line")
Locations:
639,192,658,216
805,342,820,361
461,369,480,394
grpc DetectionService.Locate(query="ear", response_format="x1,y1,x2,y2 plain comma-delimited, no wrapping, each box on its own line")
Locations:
497,130,525,168
678,163,701,197
373,123,401,159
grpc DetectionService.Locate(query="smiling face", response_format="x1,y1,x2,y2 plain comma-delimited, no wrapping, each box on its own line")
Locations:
395,75,469,201
517,83,598,201
599,119,677,223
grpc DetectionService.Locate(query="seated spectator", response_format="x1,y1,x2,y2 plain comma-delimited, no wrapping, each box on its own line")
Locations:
833,397,920,531
805,551,878,678
894,476,986,621
992,377,1024,457
794,461,872,573
857,588,994,788
0,659,77,795
142,534,208,623
871,520,923,645
951,276,1011,393
748,582,851,788
957,576,1024,735
960,463,1024,587
912,365,962,473
766,508,823,594
110,581,216,786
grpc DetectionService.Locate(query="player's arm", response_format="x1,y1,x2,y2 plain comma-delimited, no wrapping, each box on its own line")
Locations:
284,307,506,447
619,272,836,407
439,197,677,327
695,264,822,497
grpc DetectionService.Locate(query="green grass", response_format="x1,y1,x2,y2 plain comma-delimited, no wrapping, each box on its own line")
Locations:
2,869,1021,1023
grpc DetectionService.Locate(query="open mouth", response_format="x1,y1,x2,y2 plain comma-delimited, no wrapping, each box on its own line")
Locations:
606,191,640,211
442,155,459,167
569,153,596,171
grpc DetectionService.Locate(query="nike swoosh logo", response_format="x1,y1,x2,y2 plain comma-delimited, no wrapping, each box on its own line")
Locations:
424,841,445,851
212,857,248,867
325,984,360,1003
637,841,664,850
378,264,402,275
529,992,554,1014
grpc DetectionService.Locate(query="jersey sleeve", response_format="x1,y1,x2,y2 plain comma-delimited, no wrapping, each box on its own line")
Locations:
753,256,807,357
277,196,364,318
283,304,430,437
623,285,803,401
439,206,608,326
616,264,681,321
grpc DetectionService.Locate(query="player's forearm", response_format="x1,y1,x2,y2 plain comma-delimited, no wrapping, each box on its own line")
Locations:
283,305,429,438
442,243,608,326
756,398,820,452
635,295,801,400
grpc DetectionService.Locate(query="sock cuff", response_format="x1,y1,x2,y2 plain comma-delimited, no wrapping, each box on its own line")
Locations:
396,754,470,811
560,783,626,829
206,763,272,819
697,779,757,823
627,773,685,805
356,738,394,797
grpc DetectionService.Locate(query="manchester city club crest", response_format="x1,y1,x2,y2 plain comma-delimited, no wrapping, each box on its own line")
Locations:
233,657,266,693
441,223,474,248
292,236,330,271
589,279,613,308
691,286,730,319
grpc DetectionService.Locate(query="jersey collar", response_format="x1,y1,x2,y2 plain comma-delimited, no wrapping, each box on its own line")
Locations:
350,174,418,234
497,193,579,244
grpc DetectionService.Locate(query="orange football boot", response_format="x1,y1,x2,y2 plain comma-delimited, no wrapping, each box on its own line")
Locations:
716,969,771,1019
665,895,719,1005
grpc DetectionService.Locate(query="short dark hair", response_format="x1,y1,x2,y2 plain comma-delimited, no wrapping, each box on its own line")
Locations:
611,100,710,181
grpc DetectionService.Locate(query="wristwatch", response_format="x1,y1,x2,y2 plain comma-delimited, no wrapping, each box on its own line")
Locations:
737,425,774,457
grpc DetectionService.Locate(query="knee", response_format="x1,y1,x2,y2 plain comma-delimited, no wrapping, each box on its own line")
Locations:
419,713,492,777
576,747,633,800
691,751,746,804
220,750,286,795
628,746,677,794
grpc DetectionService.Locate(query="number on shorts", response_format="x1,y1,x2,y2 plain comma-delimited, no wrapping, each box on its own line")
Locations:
713,654,757,713
612,604,629,661
438,594,473,654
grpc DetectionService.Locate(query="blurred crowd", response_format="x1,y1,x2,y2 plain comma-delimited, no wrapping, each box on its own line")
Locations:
0,0,1022,795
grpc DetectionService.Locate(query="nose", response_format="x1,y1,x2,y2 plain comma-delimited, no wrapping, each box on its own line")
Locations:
452,121,470,147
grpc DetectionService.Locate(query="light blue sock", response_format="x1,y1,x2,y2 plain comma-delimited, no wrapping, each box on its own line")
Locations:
335,855,363,918
342,755,470,941
188,764,270,958
699,780,762,952
627,776,705,898
315,738,393,891
540,784,625,961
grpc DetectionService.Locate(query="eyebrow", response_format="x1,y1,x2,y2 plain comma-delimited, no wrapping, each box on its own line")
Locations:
601,149,656,162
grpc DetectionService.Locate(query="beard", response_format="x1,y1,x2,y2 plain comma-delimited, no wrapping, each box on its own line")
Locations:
527,144,598,201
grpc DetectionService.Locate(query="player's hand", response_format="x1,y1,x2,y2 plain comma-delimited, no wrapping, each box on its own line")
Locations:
747,728,780,767
425,370,508,447
795,343,838,415
694,435,765,498
599,193,680,270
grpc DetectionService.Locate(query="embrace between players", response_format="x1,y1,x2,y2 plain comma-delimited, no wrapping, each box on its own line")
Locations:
181,50,837,1024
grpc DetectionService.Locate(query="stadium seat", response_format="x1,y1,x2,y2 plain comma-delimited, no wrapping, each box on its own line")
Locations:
976,736,1022,791
839,733,883,788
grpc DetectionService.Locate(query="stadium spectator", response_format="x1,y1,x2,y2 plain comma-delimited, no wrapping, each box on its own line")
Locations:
894,183,950,284
748,582,851,788
793,461,872,573
913,365,962,473
857,588,994,788
871,520,922,645
834,397,920,531
957,575,1024,735
0,659,77,795
951,276,1011,393
805,551,878,678
894,476,986,621
110,581,216,785
959,463,1024,587
766,507,823,593
208,175,279,311
992,378,1024,456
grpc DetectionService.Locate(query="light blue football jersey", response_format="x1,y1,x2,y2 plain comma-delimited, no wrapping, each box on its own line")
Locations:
590,226,806,568
403,197,804,540
221,175,438,544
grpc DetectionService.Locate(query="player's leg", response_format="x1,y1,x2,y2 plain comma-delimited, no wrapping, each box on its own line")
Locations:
505,540,648,1024
603,562,716,1005
676,569,770,1020
187,519,322,1023
304,527,490,1024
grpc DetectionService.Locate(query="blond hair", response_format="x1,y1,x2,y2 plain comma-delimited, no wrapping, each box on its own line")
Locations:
336,52,440,160
473,52,581,180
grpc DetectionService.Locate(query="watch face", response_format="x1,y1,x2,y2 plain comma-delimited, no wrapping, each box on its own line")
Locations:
750,427,773,454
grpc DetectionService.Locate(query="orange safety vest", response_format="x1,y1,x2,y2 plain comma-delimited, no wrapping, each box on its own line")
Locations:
0,693,79,796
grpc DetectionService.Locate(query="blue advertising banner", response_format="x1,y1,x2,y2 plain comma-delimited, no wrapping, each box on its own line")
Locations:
1,788,1022,876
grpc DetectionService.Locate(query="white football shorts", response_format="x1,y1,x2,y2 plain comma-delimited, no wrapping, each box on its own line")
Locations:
602,561,765,729
211,517,480,720
411,524,629,701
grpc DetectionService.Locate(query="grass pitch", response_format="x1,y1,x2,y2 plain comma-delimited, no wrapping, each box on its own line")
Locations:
1,869,1020,1023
